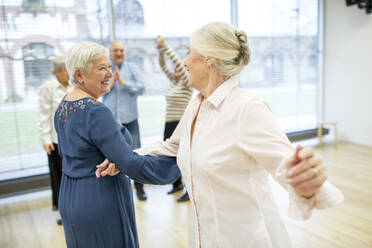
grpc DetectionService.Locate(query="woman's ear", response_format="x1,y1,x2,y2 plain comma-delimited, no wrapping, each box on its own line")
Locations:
205,58,217,70
74,68,83,84
206,58,217,70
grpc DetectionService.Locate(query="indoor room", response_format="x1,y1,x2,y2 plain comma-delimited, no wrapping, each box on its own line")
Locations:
0,0,371,247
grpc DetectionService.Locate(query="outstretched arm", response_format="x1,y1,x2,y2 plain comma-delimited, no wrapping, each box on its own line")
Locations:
96,103,187,178
237,99,343,220
90,105,179,184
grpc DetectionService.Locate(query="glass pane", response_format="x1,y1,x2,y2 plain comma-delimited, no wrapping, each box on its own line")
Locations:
0,0,230,180
0,0,112,180
238,0,319,132
109,0,230,143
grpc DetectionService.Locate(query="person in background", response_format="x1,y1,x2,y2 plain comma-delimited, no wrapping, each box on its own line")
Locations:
102,40,147,201
37,56,72,225
98,22,344,248
156,36,192,202
55,41,179,248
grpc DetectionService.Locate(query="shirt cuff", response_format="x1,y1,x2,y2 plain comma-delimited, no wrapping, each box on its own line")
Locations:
314,181,344,209
287,186,316,220
40,136,52,145
287,181,344,220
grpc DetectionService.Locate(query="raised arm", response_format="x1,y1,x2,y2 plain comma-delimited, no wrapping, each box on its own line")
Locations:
157,36,176,83
90,105,179,184
157,36,189,86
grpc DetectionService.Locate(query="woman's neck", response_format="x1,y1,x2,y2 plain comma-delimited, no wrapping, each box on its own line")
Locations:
66,85,96,101
200,73,228,99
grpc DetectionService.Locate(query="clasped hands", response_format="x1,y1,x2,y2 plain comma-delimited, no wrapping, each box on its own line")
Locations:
95,145,326,199
111,65,125,86
96,159,120,178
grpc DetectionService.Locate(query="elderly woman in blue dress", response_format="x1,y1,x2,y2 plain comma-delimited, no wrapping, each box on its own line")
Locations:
54,41,180,248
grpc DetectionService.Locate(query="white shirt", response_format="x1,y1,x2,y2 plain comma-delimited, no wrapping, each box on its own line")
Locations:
136,77,344,248
38,79,73,145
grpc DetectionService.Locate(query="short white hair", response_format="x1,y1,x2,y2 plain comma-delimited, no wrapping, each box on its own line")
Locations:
52,56,66,71
190,22,251,77
66,41,108,84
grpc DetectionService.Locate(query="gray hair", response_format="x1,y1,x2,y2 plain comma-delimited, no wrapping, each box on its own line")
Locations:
66,41,108,84
52,56,66,71
190,22,251,77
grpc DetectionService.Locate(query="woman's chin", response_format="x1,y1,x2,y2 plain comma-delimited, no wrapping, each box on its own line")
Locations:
102,84,111,92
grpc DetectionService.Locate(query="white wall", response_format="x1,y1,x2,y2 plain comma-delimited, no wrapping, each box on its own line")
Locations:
324,0,372,147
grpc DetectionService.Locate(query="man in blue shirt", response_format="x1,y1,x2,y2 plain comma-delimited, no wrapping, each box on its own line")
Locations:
102,40,147,200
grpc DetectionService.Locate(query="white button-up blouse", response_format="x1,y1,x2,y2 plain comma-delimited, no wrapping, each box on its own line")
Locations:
136,76,343,248
38,79,73,145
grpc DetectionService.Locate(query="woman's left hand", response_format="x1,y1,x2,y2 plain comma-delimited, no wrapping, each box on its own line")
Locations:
286,146,327,198
96,159,121,178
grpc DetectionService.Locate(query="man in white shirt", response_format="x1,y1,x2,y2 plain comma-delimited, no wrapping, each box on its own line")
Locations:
37,56,73,225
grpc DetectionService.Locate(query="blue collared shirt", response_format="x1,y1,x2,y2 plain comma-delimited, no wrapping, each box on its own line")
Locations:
102,61,145,124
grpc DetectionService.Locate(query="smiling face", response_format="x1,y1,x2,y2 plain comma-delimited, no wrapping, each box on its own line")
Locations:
110,41,126,66
79,56,112,99
184,46,209,91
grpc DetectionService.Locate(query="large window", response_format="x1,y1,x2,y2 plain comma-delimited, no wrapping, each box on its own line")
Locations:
0,0,320,181
23,43,55,90
238,0,319,132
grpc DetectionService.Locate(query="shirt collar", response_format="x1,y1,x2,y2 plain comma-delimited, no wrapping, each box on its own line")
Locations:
203,76,239,109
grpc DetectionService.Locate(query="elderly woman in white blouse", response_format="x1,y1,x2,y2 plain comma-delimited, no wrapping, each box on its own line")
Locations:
97,22,343,248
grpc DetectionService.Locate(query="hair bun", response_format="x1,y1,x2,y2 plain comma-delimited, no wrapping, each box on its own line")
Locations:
234,30,250,66
235,30,247,43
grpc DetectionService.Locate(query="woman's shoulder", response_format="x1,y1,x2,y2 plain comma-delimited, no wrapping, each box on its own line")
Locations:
60,97,104,111
85,98,114,117
234,88,264,104
56,97,109,122
232,88,272,114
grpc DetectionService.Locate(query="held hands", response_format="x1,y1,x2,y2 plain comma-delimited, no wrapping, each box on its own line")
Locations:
96,159,120,178
43,144,55,155
286,145,326,198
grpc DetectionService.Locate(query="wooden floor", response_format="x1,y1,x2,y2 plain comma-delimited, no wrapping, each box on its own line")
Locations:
0,141,371,248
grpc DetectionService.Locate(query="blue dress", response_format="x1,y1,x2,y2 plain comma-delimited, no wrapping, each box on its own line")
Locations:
54,97,180,248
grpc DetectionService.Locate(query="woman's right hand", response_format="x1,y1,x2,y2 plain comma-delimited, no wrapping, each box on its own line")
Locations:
96,159,121,178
